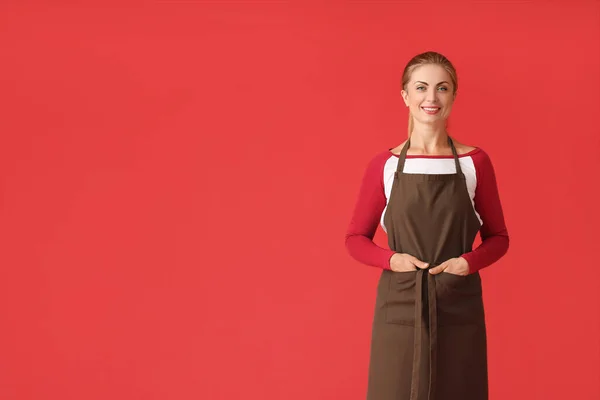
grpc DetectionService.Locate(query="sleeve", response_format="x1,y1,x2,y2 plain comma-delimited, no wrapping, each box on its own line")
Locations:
344,153,396,270
460,149,510,274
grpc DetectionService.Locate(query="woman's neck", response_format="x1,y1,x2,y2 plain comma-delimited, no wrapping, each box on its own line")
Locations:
409,131,451,154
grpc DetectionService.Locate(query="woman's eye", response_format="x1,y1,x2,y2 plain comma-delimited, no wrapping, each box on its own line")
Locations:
416,86,448,91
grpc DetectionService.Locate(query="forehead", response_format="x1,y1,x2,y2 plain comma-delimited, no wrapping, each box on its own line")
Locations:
410,64,451,84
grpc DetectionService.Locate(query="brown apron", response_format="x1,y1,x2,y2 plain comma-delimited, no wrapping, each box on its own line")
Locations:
366,136,488,400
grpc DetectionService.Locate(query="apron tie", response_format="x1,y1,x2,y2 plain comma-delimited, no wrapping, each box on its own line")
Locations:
409,264,438,400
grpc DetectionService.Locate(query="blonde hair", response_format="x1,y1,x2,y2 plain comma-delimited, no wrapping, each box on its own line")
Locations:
402,51,458,137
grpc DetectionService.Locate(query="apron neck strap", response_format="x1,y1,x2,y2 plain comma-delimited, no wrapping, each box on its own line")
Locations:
448,136,463,175
397,135,463,175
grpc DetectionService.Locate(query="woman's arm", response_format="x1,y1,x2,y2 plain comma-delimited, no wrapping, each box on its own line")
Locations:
460,149,510,274
345,153,396,269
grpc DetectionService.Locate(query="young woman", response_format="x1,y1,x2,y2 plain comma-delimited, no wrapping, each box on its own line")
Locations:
345,51,510,400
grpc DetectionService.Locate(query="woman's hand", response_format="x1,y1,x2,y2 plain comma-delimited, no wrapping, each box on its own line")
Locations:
428,257,470,276
389,253,430,272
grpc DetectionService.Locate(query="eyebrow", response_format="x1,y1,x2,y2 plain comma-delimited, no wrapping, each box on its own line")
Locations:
414,81,449,85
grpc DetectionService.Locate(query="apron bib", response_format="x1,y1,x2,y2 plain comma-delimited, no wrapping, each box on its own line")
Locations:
366,136,488,400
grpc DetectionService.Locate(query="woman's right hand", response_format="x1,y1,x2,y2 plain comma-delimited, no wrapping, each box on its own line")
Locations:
389,253,429,272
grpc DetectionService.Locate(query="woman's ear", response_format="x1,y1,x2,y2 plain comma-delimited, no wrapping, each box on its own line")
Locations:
400,89,409,107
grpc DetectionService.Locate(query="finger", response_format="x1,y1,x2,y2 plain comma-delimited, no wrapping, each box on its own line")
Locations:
410,256,429,269
428,264,446,275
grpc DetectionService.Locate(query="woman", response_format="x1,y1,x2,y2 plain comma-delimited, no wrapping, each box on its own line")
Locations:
345,51,509,400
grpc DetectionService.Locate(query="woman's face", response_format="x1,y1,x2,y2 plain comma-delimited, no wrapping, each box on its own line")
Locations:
401,64,455,125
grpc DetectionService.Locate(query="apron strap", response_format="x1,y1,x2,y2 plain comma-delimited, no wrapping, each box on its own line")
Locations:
396,137,411,175
409,268,424,400
427,272,438,400
410,265,439,400
448,136,463,176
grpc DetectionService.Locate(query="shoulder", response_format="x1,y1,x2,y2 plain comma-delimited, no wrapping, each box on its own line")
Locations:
367,150,395,168
389,140,408,156
457,144,478,155
450,137,491,163
448,138,497,181
359,150,394,186
468,146,493,166
467,147,500,185
449,138,478,156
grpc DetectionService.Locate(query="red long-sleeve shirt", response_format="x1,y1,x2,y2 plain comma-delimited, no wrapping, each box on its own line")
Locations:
345,147,509,274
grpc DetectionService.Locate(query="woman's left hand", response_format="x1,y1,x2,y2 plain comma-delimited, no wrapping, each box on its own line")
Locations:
428,257,470,276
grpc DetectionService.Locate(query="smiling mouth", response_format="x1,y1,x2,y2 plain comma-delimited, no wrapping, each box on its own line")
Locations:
421,107,441,114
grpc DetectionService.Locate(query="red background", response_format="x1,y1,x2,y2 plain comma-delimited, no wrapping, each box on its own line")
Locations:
1,2,599,399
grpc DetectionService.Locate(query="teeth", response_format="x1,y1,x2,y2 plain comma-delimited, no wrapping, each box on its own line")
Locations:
423,107,439,111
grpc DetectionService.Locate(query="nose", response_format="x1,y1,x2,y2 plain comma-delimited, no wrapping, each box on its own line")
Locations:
426,88,438,102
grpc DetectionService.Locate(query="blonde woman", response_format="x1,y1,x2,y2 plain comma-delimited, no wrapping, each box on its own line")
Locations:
345,51,509,400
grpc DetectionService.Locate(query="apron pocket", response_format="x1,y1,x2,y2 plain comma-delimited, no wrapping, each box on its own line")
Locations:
436,271,482,296
384,271,417,325
435,271,484,326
